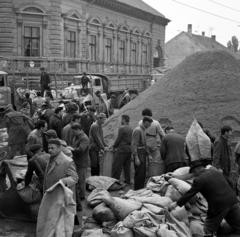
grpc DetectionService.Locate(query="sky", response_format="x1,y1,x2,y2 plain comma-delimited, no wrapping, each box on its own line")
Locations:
143,0,240,47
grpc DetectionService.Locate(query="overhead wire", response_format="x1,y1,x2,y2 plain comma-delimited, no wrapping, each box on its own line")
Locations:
209,0,240,13
172,0,240,23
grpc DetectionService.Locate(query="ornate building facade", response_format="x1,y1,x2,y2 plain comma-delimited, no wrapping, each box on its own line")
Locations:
0,0,170,79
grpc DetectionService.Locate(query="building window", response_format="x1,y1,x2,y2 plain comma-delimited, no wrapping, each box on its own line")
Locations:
24,26,40,57
105,38,112,63
67,31,76,58
131,42,137,64
119,40,125,63
89,35,97,61
143,44,148,64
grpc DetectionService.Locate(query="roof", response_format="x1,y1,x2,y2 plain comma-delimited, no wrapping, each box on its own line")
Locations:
115,0,165,18
165,32,240,68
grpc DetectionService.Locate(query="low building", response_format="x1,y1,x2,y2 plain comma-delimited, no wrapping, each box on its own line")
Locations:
0,0,170,91
165,24,240,69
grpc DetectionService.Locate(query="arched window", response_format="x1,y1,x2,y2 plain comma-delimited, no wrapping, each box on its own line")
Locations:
154,46,163,68
22,7,44,13
91,18,101,25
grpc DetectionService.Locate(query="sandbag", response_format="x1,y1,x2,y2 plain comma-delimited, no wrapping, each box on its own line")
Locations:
130,193,172,208
102,196,142,221
172,167,193,181
122,188,153,198
82,229,110,237
17,184,41,204
165,185,182,202
186,119,211,161
165,209,192,237
92,203,117,222
133,226,158,237
87,188,110,207
146,175,169,193
111,221,134,237
123,210,164,229
189,220,204,237
142,203,164,215
157,224,178,237
170,206,189,227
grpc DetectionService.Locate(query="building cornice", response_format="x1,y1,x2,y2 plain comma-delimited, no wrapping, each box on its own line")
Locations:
83,0,170,26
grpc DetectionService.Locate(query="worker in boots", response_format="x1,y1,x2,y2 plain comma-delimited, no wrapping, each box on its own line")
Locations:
168,160,240,237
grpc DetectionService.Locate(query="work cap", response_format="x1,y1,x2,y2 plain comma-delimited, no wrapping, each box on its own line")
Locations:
44,129,57,138
59,139,67,147
88,106,96,112
55,106,63,114
48,139,61,146
98,113,106,119
71,123,82,130
29,143,42,153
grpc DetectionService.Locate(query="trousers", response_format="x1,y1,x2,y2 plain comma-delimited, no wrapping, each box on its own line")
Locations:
89,149,100,176
134,148,147,190
204,203,240,234
76,166,87,198
41,85,53,99
112,152,131,183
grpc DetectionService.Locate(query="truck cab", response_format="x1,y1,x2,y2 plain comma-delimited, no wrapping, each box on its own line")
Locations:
0,71,11,110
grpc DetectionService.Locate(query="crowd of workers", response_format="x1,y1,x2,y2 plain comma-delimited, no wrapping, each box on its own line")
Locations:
3,87,240,236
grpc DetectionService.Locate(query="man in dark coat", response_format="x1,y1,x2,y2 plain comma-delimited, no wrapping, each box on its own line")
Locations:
4,106,28,159
80,105,96,136
160,126,186,173
112,115,133,184
62,102,79,127
40,67,53,99
70,123,89,200
168,161,240,236
89,113,108,176
49,107,63,139
213,125,232,177
80,72,90,95
131,116,152,190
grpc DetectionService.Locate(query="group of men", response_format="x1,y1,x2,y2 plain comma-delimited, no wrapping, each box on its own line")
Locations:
4,98,240,236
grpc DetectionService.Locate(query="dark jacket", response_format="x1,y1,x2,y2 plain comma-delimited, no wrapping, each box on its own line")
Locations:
5,111,28,145
113,125,133,153
40,72,51,86
62,123,74,146
213,135,231,176
62,102,79,127
49,114,63,139
25,152,50,187
72,132,89,167
177,169,238,217
80,112,95,136
160,132,186,167
89,122,107,151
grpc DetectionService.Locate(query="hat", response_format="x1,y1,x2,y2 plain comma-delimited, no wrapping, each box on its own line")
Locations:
22,102,29,108
48,139,61,146
88,106,96,112
142,116,153,123
29,143,42,153
4,105,13,114
55,106,63,114
59,139,67,147
71,123,82,130
98,113,106,119
44,129,57,138
189,160,205,173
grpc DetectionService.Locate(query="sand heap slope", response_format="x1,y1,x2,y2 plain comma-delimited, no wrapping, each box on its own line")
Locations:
103,50,240,145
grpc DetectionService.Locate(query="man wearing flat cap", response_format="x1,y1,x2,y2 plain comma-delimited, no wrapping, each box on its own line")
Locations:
89,113,108,176
131,116,153,190
49,106,63,139
168,160,240,237
70,123,89,199
80,105,96,136
25,143,50,192
62,113,82,146
43,138,78,195
43,129,58,153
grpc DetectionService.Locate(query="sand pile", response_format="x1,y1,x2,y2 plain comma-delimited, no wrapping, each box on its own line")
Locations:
103,50,240,148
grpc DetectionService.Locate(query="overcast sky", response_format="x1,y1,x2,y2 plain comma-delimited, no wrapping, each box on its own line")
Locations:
143,0,240,47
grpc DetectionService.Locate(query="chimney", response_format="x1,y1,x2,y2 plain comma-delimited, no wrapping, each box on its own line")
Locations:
202,32,205,36
187,24,192,34
211,35,216,41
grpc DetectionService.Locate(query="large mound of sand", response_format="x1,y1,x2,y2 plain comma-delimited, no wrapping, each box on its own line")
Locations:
103,50,240,147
